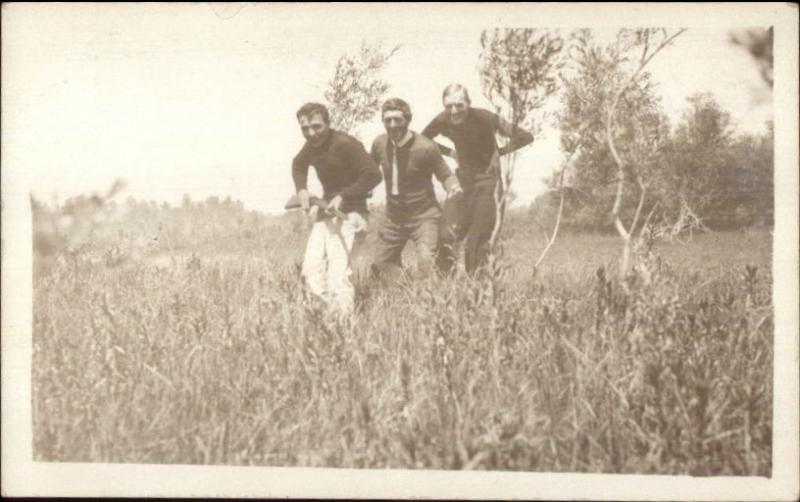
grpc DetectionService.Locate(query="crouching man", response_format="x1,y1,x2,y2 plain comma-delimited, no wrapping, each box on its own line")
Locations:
370,98,461,278
291,102,382,315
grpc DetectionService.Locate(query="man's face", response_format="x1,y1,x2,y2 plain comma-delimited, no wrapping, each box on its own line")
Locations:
443,91,469,125
382,110,409,143
299,113,330,147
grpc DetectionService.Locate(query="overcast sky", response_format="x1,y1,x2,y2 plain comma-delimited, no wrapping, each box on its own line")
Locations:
3,4,773,214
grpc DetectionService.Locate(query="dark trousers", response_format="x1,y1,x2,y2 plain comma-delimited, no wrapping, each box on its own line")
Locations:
436,179,497,275
372,205,440,277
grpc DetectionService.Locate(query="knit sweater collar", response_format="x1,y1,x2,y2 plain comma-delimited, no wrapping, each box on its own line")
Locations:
391,130,413,149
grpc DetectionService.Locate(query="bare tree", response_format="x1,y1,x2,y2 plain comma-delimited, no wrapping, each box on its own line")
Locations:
561,28,685,275
478,28,564,252
533,142,580,270
606,29,685,273
324,41,399,136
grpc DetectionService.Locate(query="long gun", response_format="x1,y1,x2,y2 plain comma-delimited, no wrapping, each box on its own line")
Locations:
284,193,347,220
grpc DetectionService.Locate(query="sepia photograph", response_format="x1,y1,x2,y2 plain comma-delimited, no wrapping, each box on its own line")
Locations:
2,3,798,500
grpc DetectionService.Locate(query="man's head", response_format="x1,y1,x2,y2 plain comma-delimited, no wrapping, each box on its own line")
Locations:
442,84,470,125
381,98,412,143
296,102,331,147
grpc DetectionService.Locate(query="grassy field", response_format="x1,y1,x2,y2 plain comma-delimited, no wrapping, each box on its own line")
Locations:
32,203,773,475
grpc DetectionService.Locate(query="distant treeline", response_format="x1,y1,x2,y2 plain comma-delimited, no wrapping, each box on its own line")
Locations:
532,93,774,234
33,190,298,259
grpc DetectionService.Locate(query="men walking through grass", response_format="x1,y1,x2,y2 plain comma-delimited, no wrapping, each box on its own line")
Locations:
291,102,382,315
370,98,462,278
422,84,534,275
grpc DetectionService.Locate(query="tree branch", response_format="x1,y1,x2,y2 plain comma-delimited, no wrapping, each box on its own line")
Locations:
534,147,577,269
629,176,647,236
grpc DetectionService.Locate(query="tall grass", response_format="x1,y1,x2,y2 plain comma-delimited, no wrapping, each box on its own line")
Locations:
32,201,772,475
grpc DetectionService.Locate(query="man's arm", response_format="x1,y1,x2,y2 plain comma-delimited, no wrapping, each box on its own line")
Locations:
494,114,534,156
336,138,382,200
291,152,309,193
426,144,460,194
421,114,455,158
291,152,312,211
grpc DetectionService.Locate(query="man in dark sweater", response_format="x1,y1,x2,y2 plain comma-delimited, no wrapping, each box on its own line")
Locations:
370,98,461,276
422,84,534,275
292,102,381,314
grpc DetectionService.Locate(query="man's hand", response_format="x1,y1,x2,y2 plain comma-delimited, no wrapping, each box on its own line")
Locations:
308,205,319,222
447,183,463,199
326,195,343,215
297,189,310,211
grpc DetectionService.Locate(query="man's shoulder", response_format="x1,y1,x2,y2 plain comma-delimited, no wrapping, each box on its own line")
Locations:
331,129,366,149
471,107,499,123
293,142,311,163
422,111,448,130
370,134,389,162
411,132,439,153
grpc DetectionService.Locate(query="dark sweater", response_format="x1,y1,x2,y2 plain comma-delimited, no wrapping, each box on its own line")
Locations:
292,130,382,214
421,107,534,188
371,132,458,221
